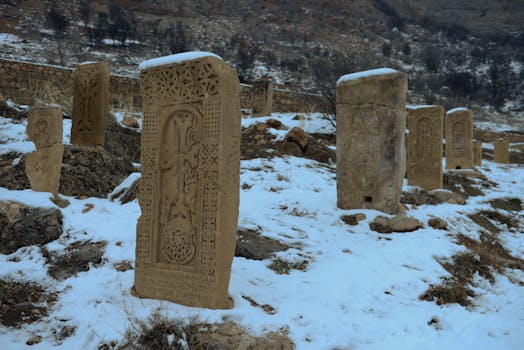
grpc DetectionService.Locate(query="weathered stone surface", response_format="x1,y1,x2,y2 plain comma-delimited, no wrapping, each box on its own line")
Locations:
402,187,466,205
428,217,448,230
25,144,64,194
493,138,509,163
473,140,482,166
0,145,134,198
278,141,303,157
71,62,109,147
0,201,63,254
406,105,443,190
49,195,70,208
266,118,286,130
336,69,407,214
431,189,467,204
235,229,290,260
341,213,366,225
122,115,139,128
285,127,308,149
445,108,473,170
252,78,273,117
370,214,423,233
134,53,241,309
26,106,62,149
104,112,141,163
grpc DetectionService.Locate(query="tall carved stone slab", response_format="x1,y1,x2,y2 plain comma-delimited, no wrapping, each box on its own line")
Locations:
134,53,241,309
71,62,109,147
26,144,64,194
445,108,473,170
493,138,509,163
406,105,443,190
336,68,407,214
252,79,273,117
473,140,482,166
25,106,63,194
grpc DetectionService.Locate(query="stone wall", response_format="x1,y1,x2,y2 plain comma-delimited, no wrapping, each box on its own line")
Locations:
0,58,323,113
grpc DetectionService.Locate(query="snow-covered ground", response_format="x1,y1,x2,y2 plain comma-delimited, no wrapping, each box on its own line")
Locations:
0,113,523,349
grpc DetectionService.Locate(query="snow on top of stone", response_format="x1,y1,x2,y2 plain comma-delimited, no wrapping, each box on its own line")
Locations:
336,68,398,85
138,51,222,70
446,107,469,115
406,104,439,110
79,61,98,65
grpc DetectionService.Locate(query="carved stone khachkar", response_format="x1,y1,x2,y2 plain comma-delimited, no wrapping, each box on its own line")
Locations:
134,52,241,309
252,78,273,117
25,106,63,194
445,108,473,170
336,68,407,214
71,62,109,147
493,138,509,163
473,140,482,166
406,105,444,190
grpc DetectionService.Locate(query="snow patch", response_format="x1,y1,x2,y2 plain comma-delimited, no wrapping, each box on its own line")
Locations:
138,51,222,70
336,68,399,85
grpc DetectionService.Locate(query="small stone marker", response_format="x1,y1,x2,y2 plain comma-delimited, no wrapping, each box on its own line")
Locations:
25,106,63,194
252,78,273,117
71,61,110,147
473,140,482,166
134,52,241,309
336,68,407,214
445,108,473,170
493,138,509,163
406,105,444,190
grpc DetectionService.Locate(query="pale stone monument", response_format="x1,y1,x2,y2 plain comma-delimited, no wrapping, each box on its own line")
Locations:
71,62,110,147
473,140,482,166
336,68,407,214
445,108,473,170
406,105,444,190
134,52,241,309
252,78,273,117
493,138,509,163
25,106,63,194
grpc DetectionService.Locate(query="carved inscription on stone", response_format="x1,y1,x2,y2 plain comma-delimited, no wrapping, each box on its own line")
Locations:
406,105,443,190
493,138,509,164
134,54,240,309
25,106,63,194
252,79,273,117
336,69,407,214
71,62,109,147
445,108,473,170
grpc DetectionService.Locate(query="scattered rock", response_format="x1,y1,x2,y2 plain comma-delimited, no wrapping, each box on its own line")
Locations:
104,112,141,163
45,241,106,281
82,203,94,213
242,295,277,315
278,141,303,157
49,195,70,208
0,201,63,255
341,213,366,226
114,260,133,272
428,217,448,230
401,187,465,205
235,230,290,260
265,118,283,129
122,115,139,128
370,214,423,233
285,127,308,149
26,335,42,346
0,279,56,328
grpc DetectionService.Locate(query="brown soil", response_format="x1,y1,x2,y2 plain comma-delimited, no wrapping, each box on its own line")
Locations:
0,279,56,328
467,210,519,234
488,197,523,212
420,232,524,306
443,171,495,198
44,241,107,281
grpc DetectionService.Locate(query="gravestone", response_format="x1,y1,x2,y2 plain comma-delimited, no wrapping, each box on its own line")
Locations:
134,52,241,309
445,108,473,170
493,138,509,163
336,68,407,214
71,62,110,147
473,140,482,166
252,78,273,117
406,105,443,190
25,106,63,194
